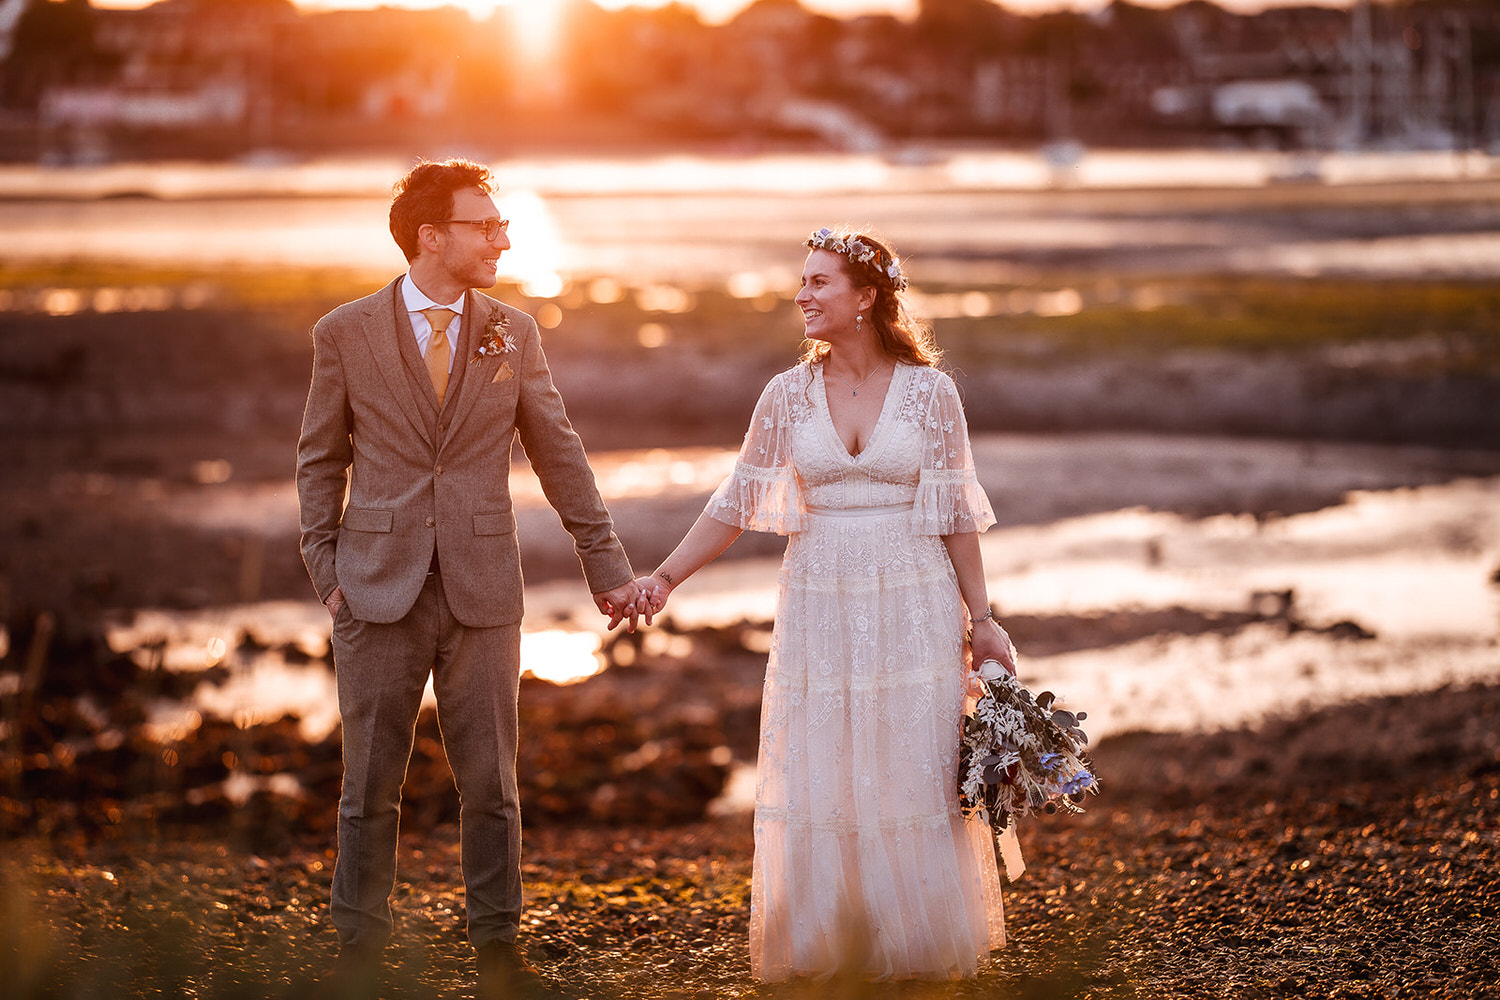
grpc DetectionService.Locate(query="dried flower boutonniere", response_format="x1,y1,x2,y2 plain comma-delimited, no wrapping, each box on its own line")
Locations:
470,313,516,364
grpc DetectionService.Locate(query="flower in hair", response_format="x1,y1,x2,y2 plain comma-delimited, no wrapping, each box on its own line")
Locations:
805,228,909,291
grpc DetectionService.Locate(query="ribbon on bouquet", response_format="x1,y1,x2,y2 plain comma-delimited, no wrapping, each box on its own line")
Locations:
996,823,1026,882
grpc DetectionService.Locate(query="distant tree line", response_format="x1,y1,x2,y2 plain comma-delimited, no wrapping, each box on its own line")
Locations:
2,0,1497,153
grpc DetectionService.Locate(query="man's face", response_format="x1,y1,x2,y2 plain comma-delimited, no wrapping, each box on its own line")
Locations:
431,186,511,291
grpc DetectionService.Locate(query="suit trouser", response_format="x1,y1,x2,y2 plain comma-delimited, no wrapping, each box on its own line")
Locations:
328,572,523,952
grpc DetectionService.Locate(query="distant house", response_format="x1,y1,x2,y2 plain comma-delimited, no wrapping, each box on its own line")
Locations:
40,80,248,129
1212,78,1326,142
0,0,26,63
769,97,883,151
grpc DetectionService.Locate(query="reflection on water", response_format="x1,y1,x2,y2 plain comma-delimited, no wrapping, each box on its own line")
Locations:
986,485,1500,640
116,608,609,743
520,630,605,686
499,188,565,298
107,476,1500,747
3,149,1498,287
2,149,1492,201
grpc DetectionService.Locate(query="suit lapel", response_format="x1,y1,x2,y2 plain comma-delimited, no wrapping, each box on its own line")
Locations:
359,278,434,449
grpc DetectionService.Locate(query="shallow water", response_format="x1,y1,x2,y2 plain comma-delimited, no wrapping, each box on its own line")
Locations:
105,466,1500,749
3,149,1498,288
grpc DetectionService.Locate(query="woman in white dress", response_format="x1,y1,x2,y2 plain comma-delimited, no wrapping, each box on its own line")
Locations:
636,228,1019,982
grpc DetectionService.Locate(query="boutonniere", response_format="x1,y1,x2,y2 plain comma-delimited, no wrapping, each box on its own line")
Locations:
470,313,516,364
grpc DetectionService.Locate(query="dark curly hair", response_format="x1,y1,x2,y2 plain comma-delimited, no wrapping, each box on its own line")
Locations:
389,158,495,263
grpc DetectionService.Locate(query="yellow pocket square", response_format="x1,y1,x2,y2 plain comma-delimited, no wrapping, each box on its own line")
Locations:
491,362,515,383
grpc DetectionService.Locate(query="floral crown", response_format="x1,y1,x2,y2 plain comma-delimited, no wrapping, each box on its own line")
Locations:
804,228,909,292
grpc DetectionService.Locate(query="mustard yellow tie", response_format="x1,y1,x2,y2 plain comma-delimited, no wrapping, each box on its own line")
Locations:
421,307,456,405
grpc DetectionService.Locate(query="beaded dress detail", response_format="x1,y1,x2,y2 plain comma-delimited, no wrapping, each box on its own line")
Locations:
706,362,1006,981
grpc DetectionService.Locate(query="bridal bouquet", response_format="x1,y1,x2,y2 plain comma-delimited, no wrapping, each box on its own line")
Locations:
959,660,1098,836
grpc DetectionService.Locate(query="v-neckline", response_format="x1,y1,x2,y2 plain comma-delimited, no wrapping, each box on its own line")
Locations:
815,361,906,462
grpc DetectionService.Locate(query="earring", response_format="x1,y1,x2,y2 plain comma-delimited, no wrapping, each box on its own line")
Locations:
855,314,863,333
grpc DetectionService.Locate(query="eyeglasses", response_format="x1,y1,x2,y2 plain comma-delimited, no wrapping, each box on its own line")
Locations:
434,218,510,241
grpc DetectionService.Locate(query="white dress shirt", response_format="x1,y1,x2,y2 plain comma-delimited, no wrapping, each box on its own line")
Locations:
401,274,464,374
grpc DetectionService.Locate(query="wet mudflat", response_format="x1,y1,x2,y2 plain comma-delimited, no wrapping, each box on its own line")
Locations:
6,684,1497,1000
4,173,1498,996
5,605,1497,999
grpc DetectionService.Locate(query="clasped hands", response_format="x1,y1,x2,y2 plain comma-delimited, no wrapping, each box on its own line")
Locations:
592,574,673,632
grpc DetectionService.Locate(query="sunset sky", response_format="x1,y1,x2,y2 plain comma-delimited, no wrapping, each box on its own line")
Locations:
90,0,1349,23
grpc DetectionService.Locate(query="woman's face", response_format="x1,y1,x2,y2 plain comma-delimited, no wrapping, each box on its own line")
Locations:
796,249,872,344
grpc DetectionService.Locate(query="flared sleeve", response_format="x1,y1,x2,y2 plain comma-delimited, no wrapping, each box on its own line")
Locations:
705,372,806,534
911,371,996,536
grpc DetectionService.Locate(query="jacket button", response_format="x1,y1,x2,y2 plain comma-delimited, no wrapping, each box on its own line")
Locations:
434,465,443,476
425,517,435,527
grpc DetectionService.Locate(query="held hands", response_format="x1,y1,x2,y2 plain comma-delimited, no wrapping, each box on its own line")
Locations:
594,569,677,632
636,574,673,616
594,580,651,632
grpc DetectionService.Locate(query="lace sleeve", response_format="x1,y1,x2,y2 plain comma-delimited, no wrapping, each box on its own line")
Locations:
705,374,806,534
911,371,996,536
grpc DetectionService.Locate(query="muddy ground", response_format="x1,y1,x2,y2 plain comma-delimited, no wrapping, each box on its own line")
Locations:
3,280,1499,997
5,656,1498,999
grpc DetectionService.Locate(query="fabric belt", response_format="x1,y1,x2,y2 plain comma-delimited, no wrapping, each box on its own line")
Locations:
804,503,914,518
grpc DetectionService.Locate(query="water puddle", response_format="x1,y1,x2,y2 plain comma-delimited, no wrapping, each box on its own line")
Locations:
99,477,1498,754
110,604,609,744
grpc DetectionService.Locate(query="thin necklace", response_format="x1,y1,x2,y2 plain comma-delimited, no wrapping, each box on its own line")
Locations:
829,361,884,397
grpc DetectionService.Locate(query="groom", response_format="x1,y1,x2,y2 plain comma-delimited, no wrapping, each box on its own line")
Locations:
297,157,642,997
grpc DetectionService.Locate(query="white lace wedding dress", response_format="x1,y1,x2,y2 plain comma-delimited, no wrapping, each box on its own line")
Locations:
706,361,1007,982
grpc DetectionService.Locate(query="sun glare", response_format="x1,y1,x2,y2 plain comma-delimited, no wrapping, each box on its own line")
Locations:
287,0,564,58
501,0,564,61
496,189,565,297
97,0,924,28
438,0,916,30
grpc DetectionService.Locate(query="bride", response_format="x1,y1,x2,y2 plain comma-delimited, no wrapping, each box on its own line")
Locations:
637,227,1017,981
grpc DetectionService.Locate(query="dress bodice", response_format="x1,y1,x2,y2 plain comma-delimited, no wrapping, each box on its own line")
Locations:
792,363,925,510
708,361,995,535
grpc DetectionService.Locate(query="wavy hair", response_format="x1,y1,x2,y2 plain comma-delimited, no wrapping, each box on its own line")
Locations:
389,158,495,263
797,228,942,370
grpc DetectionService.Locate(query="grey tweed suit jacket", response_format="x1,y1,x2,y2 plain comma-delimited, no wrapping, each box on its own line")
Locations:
297,277,632,628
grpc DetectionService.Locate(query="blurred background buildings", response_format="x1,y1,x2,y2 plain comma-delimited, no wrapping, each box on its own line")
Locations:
0,0,1495,164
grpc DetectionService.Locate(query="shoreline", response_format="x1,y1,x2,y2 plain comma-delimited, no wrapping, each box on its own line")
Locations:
3,146,1498,197
7,469,1495,843
5,429,1498,614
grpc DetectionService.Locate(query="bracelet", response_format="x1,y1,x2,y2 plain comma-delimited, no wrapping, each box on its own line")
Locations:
969,608,997,628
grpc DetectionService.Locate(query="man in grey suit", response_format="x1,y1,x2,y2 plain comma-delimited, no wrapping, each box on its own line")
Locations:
297,158,643,998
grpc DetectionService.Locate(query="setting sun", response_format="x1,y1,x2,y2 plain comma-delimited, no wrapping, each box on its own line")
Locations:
240,0,919,28
429,0,918,25
501,0,564,59
88,0,931,29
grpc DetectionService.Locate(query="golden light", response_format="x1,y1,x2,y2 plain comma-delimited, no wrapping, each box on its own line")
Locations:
96,0,926,27
521,629,606,685
293,0,566,62
499,0,565,63
496,188,565,297
584,0,918,24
